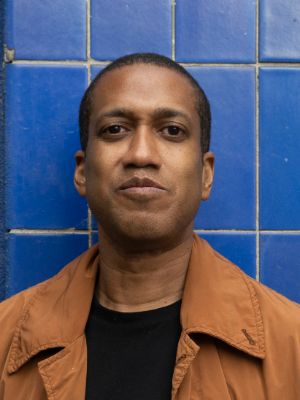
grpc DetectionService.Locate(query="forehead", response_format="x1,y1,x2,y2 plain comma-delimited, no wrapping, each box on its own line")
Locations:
90,64,198,116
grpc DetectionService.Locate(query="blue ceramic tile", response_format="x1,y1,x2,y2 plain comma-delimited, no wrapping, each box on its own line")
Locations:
91,0,172,60
5,0,86,60
92,214,98,230
260,0,300,61
92,231,99,245
189,68,256,229
260,69,300,229
176,0,256,62
260,234,300,303
6,234,88,297
6,64,88,229
91,66,105,80
199,233,256,278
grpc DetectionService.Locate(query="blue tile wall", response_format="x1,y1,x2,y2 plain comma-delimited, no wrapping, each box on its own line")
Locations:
0,0,5,301
199,233,256,278
5,0,86,60
6,64,88,229
92,231,100,246
91,0,172,60
190,68,256,230
260,0,300,61
2,1,300,303
260,68,300,229
260,234,300,303
7,234,88,297
176,0,256,62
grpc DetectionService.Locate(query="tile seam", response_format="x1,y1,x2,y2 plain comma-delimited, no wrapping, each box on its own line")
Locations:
195,229,300,233
9,229,90,234
11,60,300,67
255,0,260,281
195,230,256,234
171,0,176,60
7,229,300,235
86,0,92,247
195,230,300,234
12,60,88,65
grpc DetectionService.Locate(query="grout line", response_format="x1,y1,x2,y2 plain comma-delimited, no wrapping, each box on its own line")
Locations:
256,230,300,234
86,0,91,60
9,229,89,235
86,0,91,82
8,229,300,235
196,229,300,234
255,0,260,282
182,63,257,67
86,0,93,248
181,62,300,68
171,0,176,60
195,230,256,234
12,59,300,68
257,231,300,234
13,60,88,66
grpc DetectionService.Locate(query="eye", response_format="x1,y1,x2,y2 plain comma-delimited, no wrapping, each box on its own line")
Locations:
161,125,186,139
98,124,129,140
103,125,126,134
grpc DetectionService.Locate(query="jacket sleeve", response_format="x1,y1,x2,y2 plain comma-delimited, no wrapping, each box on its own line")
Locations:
0,293,27,377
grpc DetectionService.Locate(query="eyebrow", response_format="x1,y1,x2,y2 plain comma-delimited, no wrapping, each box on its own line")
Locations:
98,107,191,123
152,107,191,122
100,108,136,120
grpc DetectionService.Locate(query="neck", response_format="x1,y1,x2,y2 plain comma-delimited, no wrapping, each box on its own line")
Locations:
95,231,194,312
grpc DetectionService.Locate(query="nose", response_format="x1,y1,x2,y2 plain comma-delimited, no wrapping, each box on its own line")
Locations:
122,125,161,169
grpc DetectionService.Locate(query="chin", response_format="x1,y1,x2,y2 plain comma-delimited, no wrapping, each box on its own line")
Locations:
95,207,195,250
111,217,189,252
123,221,168,241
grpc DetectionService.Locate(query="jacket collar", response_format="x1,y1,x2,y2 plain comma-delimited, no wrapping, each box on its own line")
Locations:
7,234,265,374
7,246,100,374
180,234,265,359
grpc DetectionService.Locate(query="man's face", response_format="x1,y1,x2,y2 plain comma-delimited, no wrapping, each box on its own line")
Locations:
75,64,214,249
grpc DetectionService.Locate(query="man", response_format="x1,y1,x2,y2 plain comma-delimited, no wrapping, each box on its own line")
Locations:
0,53,300,400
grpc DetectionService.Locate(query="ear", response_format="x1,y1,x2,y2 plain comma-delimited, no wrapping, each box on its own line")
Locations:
74,150,87,197
201,151,215,200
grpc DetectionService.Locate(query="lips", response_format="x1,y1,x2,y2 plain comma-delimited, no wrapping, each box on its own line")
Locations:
117,177,167,201
119,177,166,191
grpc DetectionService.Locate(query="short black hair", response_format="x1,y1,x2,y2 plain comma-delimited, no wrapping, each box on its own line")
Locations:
79,53,211,153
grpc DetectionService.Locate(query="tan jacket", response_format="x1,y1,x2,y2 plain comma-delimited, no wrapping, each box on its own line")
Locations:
1,235,300,399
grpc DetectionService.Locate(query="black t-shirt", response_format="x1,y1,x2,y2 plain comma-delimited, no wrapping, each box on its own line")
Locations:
85,297,181,400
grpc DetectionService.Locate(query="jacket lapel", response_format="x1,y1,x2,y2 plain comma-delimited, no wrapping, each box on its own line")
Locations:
180,234,265,358
38,335,87,400
172,234,265,398
7,246,99,375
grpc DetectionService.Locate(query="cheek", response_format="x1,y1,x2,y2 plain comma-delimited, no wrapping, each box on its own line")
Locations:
85,149,111,180
168,155,203,218
175,150,203,192
84,155,110,199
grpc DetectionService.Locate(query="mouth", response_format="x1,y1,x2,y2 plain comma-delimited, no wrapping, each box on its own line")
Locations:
118,177,167,199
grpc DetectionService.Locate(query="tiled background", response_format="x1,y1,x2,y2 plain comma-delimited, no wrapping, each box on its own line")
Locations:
2,0,300,301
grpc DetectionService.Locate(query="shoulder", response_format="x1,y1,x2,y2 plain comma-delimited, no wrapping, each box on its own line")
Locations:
0,255,78,371
206,239,300,330
0,285,39,331
0,246,99,365
0,261,69,328
0,285,41,374
249,276,300,334
203,236,300,348
232,264,300,370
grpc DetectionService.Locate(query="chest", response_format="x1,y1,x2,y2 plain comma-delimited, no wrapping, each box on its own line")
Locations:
173,338,267,400
0,336,277,400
